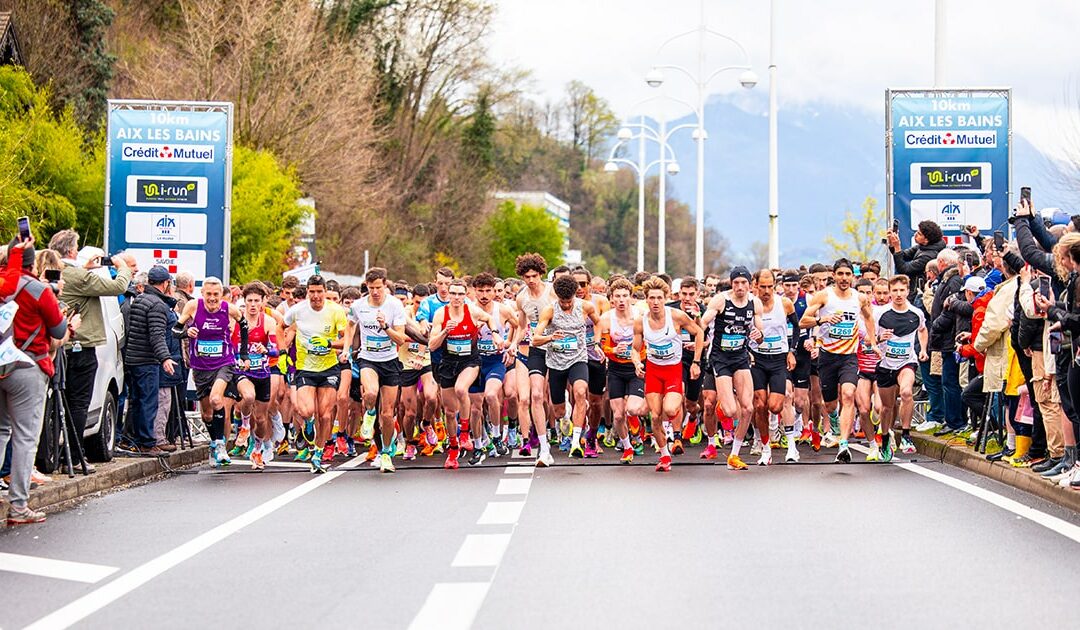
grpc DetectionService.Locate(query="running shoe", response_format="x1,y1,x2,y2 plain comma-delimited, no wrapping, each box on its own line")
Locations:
310,449,326,474
633,440,645,456
365,443,378,462
726,454,748,470
518,443,532,457
822,433,839,449
251,450,265,471
798,427,813,444
324,442,337,463
914,419,942,432
335,434,348,456
700,443,718,460
536,451,555,467
682,420,699,442
835,445,852,463
655,455,672,472
236,427,250,448
559,417,573,439
880,433,893,463
854,430,865,439
303,418,316,444
603,433,617,449
434,420,448,443
620,448,634,464
228,442,245,458
810,429,821,451
583,442,598,458
671,439,684,456
276,440,290,456
208,442,220,468
215,441,232,467
750,440,763,456
6,505,46,526
865,445,882,462
785,442,800,463
628,416,642,436
758,444,772,466
359,410,376,440
569,444,585,459
294,447,311,462
722,433,734,447
262,440,275,465
404,444,417,461
244,435,257,460
423,425,437,447
379,452,396,473
495,440,510,458
346,438,357,458
444,449,460,470
559,436,572,452
469,448,487,466
420,443,436,457
461,433,474,451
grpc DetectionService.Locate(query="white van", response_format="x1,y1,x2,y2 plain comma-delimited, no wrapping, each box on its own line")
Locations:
80,291,126,462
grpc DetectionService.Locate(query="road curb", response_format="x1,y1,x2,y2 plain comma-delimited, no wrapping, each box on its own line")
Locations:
2,445,208,527
911,433,1080,513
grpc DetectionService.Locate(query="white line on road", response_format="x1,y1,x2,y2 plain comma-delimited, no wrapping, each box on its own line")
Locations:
407,582,491,630
502,466,534,474
451,534,512,567
476,501,525,525
495,478,531,495
0,552,118,584
849,443,1080,545
25,454,366,630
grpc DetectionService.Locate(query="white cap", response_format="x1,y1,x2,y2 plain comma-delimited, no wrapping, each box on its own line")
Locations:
76,246,105,267
963,276,986,294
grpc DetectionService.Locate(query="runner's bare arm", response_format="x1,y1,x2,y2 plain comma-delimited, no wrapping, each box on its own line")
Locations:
860,294,878,347
531,306,556,347
798,291,827,328
700,293,726,327
673,310,704,362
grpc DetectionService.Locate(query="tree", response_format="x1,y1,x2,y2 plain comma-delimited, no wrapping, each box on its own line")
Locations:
229,146,307,282
485,201,563,277
70,0,115,130
563,80,617,166
824,196,887,263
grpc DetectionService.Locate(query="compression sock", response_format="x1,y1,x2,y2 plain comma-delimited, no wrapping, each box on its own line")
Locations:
209,408,226,441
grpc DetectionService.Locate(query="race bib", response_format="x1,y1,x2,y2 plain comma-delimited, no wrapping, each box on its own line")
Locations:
552,335,579,352
719,334,745,351
615,342,633,360
829,321,856,340
447,338,472,356
306,338,330,356
247,352,266,369
647,340,676,361
477,338,497,354
759,334,784,353
885,339,911,360
195,340,224,357
364,334,392,353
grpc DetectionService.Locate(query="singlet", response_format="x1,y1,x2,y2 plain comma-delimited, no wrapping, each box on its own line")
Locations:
585,295,605,362
477,305,503,357
817,288,862,355
284,300,348,373
232,311,275,379
189,299,234,372
350,295,407,363
601,309,640,364
545,298,587,370
643,307,682,366
518,285,552,346
711,293,755,356
441,306,479,360
875,305,925,370
750,297,789,356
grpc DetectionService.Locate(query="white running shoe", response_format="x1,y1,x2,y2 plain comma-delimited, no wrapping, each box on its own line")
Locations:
536,451,555,467
750,440,763,456
914,420,942,432
822,432,839,449
757,443,772,466
865,444,882,462
785,441,800,463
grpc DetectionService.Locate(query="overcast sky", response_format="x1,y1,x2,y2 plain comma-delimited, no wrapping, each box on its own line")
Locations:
489,0,1080,159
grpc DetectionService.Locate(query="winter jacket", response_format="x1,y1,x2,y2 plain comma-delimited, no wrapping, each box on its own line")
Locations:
158,306,186,387
1018,280,1057,378
974,276,1019,393
893,239,947,300
60,264,133,348
959,290,992,373
929,267,963,351
123,285,175,367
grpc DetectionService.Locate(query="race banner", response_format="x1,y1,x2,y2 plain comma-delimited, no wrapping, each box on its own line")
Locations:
105,101,233,283
886,89,1010,246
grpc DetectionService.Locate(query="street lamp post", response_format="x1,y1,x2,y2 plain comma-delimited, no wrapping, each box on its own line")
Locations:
647,0,756,278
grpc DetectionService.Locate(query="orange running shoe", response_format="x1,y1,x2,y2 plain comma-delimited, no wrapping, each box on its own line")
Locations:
671,439,684,455
811,429,822,452
726,454,749,470
420,444,436,457
798,427,813,444
620,448,634,464
628,415,641,435
854,430,866,439
655,455,672,472
681,420,698,442
365,443,378,462
250,450,265,470
323,442,336,462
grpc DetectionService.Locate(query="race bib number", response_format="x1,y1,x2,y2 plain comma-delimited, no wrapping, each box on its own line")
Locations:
247,352,266,369
647,340,676,361
829,321,856,340
885,339,911,360
447,338,472,356
615,342,633,360
719,334,745,351
364,334,392,354
759,334,784,353
407,341,423,354
195,340,224,357
477,338,497,354
552,335,579,352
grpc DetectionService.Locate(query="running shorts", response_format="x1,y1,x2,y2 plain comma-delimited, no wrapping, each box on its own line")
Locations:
818,351,858,403
548,362,588,405
645,360,684,396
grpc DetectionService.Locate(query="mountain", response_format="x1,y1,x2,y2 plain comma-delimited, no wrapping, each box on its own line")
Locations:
625,93,1073,268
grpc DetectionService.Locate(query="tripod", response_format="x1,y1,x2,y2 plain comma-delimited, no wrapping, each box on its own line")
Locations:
36,344,89,477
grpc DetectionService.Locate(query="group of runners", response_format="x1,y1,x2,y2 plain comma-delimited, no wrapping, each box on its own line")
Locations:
175,252,929,474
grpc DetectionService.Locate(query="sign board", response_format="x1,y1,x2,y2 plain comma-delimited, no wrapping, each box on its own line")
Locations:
886,89,1011,246
105,100,233,283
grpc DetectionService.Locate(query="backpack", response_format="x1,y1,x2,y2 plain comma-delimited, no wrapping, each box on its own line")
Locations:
0,277,49,376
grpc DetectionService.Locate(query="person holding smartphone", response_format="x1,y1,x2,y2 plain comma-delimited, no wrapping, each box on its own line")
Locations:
886,219,946,302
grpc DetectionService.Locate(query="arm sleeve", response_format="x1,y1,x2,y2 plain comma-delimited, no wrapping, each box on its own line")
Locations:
787,310,800,350
893,246,933,277
1030,215,1059,251
237,317,250,359
1014,218,1056,276
0,247,24,298
65,266,134,298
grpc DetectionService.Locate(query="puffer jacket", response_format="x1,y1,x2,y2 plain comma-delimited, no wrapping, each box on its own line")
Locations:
929,267,963,351
123,285,176,367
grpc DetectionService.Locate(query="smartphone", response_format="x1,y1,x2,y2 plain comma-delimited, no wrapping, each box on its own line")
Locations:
892,219,900,232
44,268,61,283
100,254,115,267
1038,276,1051,300
993,230,1005,251
17,216,31,242
1021,186,1032,206
1050,331,1063,355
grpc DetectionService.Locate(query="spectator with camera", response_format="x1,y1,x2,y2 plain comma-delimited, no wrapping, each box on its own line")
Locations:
48,229,135,472
122,265,178,456
0,238,71,525
887,219,946,301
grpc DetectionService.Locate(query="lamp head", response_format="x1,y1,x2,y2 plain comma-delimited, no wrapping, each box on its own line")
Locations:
645,68,664,88
739,70,758,89
666,161,681,175
604,161,619,173
617,127,633,141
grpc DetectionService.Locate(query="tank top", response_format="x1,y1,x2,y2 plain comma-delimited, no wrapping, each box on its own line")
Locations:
818,287,862,355
546,298,587,370
750,297,789,356
232,311,274,378
601,309,643,364
518,285,551,346
477,305,503,357
585,295,604,362
711,293,755,356
190,299,234,371
441,306,479,359
643,307,682,366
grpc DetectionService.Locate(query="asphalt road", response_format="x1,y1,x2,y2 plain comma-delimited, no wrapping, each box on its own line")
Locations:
3,443,1080,630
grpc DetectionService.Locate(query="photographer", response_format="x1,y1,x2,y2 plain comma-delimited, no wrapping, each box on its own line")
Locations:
887,219,946,300
48,229,135,472
0,238,70,525
122,266,177,456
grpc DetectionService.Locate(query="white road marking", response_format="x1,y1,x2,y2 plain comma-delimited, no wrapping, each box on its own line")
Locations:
25,454,366,630
227,459,312,469
477,501,525,525
502,466,534,474
849,443,1080,545
495,478,531,495
407,582,490,630
451,534,512,567
0,552,118,584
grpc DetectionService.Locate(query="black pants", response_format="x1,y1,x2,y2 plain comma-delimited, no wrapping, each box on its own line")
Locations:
65,348,98,464
1013,343,1046,455
962,375,986,424
1056,351,1080,443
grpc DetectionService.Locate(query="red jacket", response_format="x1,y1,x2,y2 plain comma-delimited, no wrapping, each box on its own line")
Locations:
958,291,992,373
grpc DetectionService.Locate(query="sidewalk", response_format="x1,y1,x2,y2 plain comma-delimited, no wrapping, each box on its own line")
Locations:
1,445,208,527
911,432,1080,513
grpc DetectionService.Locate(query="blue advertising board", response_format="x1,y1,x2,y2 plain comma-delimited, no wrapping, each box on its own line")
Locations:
887,89,1010,246
105,101,233,283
